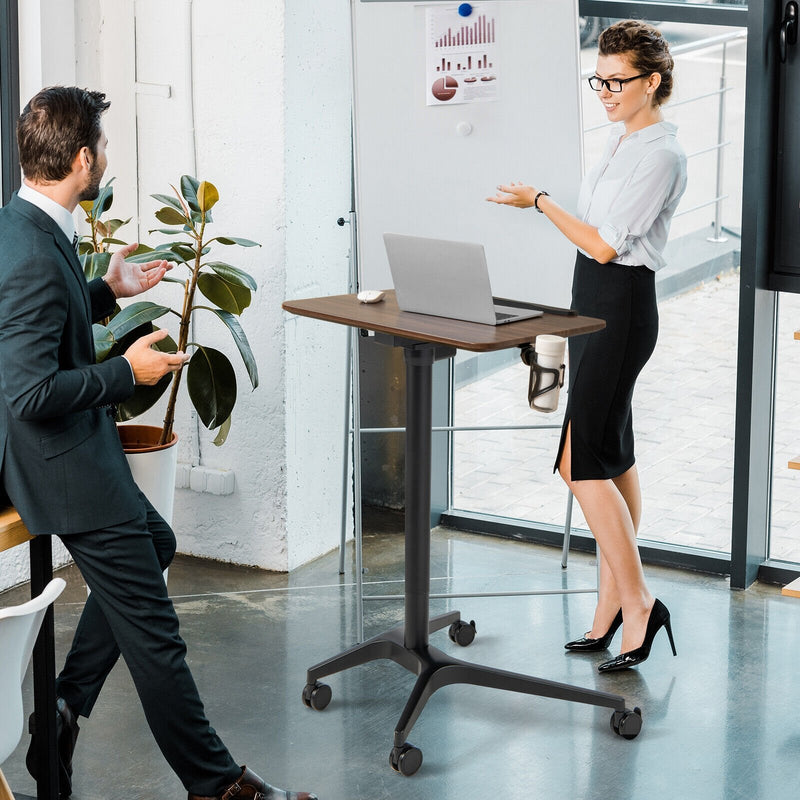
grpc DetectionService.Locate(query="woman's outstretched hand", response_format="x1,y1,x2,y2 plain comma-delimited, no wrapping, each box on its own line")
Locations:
486,182,538,208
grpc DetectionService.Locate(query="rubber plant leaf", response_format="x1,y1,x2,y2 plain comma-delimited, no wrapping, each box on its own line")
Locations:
93,180,114,215
213,236,260,247
204,261,258,290
202,308,258,389
212,415,232,447
155,206,187,226
186,345,237,430
82,251,112,281
180,175,201,213
92,324,115,361
197,273,251,315
197,181,220,213
115,373,172,421
115,330,177,421
146,228,187,237
151,193,184,212
107,302,171,339
125,247,185,264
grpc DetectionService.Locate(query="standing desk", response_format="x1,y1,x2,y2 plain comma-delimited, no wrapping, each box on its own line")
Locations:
0,508,59,800
283,291,643,775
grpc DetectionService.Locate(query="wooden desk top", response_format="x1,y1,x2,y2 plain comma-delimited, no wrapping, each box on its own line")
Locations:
283,291,604,352
0,506,32,553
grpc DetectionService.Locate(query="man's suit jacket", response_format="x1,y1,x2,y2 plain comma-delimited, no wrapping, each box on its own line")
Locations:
0,193,143,535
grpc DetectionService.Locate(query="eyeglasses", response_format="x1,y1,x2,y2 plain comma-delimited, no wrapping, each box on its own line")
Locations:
587,73,651,93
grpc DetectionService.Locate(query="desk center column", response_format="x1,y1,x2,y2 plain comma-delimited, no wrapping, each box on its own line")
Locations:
402,343,454,652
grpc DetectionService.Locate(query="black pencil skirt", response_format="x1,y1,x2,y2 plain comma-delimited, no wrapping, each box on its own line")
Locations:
554,251,658,481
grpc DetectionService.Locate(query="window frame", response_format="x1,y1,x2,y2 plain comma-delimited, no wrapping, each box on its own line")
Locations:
579,1,748,27
445,1,794,589
0,0,21,205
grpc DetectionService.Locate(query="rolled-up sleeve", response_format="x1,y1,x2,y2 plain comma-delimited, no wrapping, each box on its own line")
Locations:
597,148,684,260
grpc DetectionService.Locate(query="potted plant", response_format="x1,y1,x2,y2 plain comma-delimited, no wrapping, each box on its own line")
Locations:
79,177,260,520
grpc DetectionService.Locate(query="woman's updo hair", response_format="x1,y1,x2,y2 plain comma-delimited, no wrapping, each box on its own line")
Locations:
598,20,674,106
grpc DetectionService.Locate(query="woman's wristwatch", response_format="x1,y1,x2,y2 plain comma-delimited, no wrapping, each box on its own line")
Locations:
534,190,550,213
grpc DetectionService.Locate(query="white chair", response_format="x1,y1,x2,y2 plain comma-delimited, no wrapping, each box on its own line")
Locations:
0,578,66,800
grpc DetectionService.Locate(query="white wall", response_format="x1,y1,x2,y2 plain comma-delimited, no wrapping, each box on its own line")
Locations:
125,0,352,571
18,0,77,103
122,0,297,569
0,540,34,593
284,0,353,569
2,0,352,591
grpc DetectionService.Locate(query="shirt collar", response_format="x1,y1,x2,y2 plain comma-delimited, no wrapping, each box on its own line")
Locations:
18,182,77,244
622,120,678,144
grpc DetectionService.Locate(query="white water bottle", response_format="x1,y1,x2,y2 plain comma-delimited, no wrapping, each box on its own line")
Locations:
528,335,566,412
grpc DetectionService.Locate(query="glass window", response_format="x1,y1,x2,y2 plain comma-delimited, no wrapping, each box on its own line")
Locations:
451,17,747,558
770,295,800,564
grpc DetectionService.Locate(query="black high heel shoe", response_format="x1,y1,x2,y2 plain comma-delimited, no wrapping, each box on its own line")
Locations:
564,609,623,652
597,599,676,673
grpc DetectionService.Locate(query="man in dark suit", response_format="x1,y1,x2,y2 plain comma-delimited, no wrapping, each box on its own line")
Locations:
0,87,317,800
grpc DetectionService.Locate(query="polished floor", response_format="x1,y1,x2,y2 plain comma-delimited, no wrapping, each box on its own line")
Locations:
2,513,798,800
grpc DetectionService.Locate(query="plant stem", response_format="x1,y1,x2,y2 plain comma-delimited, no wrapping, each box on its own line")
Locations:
159,214,206,445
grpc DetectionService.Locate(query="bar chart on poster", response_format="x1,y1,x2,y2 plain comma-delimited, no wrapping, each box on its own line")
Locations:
427,4,498,105
352,1,583,306
431,7,495,47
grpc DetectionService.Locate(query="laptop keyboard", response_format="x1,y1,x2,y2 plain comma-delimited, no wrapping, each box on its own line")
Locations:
495,311,514,321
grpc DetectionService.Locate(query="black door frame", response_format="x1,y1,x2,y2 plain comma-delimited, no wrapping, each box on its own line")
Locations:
0,0,21,205
578,2,787,588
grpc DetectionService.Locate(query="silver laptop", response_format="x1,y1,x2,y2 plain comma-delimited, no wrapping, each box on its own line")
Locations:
383,233,543,326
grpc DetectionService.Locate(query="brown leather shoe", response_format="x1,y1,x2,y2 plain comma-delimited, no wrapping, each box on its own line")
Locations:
188,766,319,800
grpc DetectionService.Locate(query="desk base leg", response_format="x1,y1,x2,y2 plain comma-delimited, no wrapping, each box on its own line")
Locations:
391,645,629,748
304,611,462,686
303,610,642,775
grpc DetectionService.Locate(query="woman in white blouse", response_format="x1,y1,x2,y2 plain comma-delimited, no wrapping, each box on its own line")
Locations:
488,20,687,673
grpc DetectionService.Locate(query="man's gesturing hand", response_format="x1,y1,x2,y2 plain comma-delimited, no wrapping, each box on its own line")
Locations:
125,329,190,386
104,242,172,299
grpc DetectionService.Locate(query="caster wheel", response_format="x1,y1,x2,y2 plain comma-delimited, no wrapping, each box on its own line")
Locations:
302,682,331,711
448,619,477,647
390,742,423,776
611,706,642,740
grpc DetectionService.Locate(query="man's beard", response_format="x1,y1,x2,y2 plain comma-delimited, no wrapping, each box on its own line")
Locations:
78,158,104,202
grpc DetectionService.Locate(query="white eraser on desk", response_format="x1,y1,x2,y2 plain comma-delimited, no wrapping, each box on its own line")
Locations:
357,290,385,304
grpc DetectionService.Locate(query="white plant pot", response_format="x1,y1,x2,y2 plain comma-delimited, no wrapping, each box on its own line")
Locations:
118,425,179,525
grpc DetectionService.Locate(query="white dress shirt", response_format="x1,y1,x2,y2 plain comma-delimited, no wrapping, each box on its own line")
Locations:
577,121,687,272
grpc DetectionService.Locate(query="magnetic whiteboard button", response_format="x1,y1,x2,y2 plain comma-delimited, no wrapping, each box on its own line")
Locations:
456,122,473,137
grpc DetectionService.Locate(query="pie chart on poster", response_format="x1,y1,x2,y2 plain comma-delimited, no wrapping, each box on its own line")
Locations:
432,76,458,101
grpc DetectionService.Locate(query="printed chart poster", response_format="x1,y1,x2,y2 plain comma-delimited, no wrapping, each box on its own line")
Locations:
425,3,499,106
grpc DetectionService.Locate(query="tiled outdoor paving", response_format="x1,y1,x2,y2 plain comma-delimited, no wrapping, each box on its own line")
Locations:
453,271,800,563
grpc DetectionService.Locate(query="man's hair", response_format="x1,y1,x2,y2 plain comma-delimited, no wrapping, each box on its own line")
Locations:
16,87,110,182
598,20,675,106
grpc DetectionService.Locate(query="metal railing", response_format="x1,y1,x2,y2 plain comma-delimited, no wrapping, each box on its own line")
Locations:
582,28,748,242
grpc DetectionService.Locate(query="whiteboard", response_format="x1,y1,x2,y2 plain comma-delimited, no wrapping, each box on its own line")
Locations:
352,0,583,307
